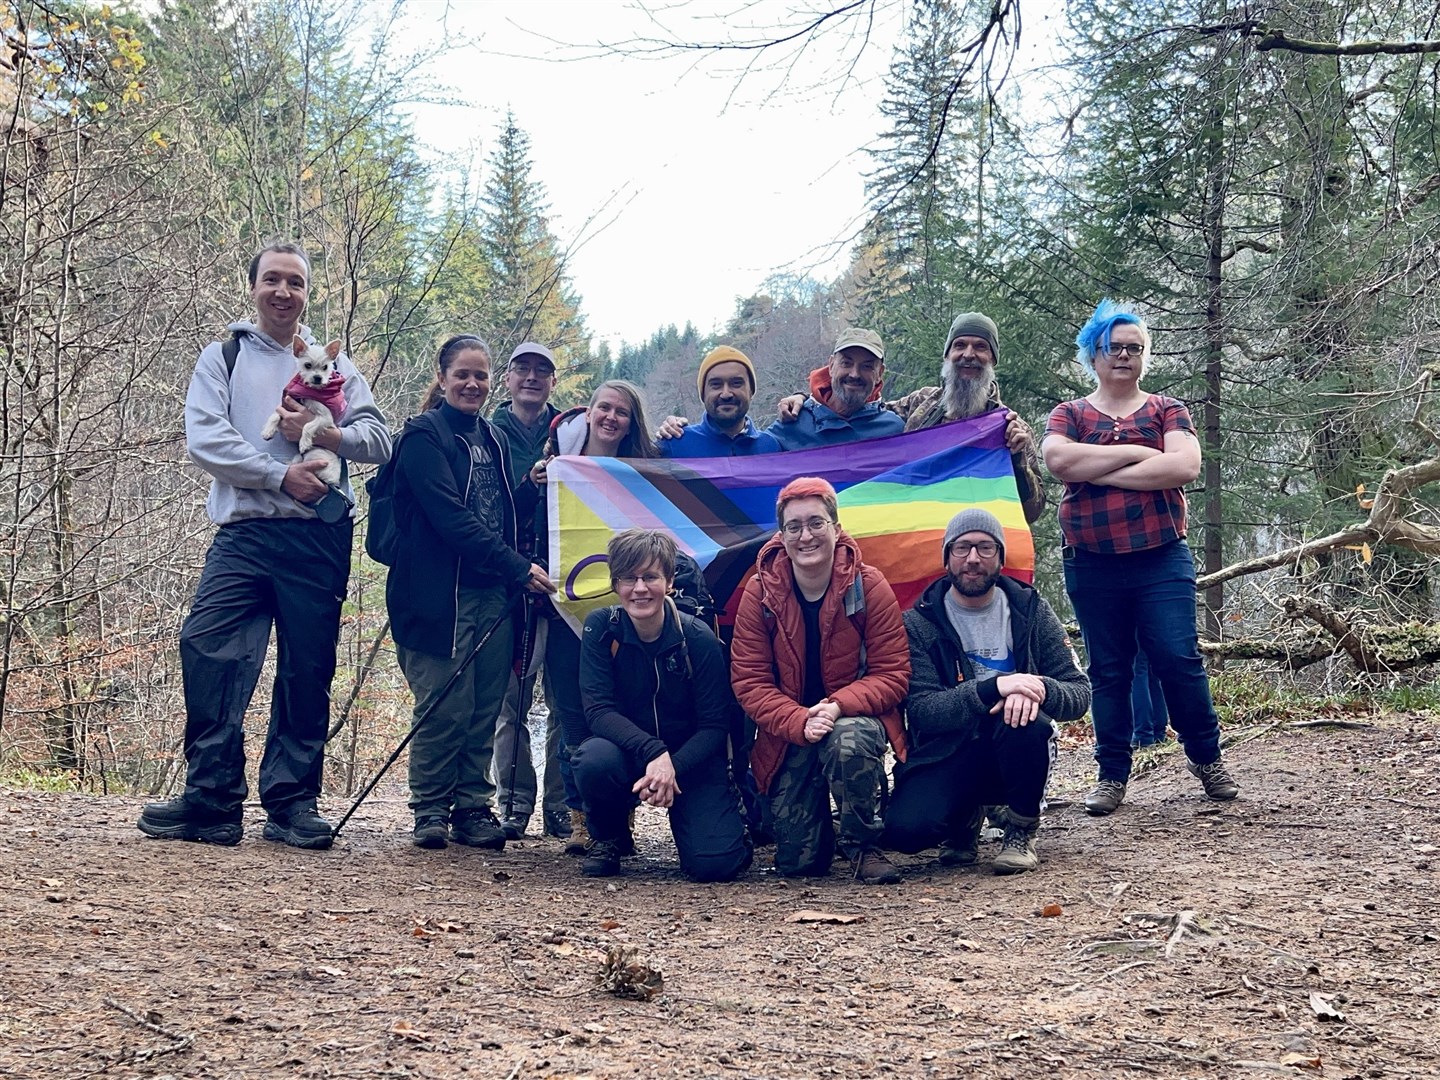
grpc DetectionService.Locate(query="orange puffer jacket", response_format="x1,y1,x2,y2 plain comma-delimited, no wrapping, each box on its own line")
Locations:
730,530,910,793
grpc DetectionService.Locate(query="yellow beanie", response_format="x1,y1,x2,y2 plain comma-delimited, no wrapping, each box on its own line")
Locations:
696,345,756,399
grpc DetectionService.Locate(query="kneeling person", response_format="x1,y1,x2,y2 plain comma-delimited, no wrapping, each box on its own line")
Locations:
731,478,911,884
886,510,1090,874
574,530,752,882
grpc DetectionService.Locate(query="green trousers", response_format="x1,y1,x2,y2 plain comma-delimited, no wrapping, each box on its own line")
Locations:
398,586,514,819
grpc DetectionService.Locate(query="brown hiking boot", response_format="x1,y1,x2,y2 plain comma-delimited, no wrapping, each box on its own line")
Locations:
992,815,1040,875
852,848,901,885
564,809,591,856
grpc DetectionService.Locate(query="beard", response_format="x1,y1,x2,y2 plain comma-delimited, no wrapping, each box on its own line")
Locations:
832,379,872,414
949,564,1001,598
942,361,997,421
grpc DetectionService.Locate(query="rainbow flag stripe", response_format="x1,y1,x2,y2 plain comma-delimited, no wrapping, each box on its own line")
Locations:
547,409,1032,634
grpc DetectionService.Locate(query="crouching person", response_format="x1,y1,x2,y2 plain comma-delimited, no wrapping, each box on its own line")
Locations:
573,529,752,882
885,510,1090,874
731,477,910,884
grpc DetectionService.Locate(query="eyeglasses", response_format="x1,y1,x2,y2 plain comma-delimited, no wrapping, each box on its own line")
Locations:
614,572,666,589
781,517,834,538
1103,343,1145,359
950,540,999,559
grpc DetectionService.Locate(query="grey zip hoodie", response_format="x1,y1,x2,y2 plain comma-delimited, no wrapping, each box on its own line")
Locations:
184,321,391,525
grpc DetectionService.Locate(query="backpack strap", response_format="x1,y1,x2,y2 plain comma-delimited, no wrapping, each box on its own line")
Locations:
222,333,241,378
843,574,868,677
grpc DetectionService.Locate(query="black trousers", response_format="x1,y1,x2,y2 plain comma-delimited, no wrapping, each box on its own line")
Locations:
884,715,1054,853
180,518,352,816
572,737,752,882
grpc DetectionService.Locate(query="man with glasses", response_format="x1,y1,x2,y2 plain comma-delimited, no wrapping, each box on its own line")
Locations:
883,510,1090,874
730,477,911,884
489,342,575,840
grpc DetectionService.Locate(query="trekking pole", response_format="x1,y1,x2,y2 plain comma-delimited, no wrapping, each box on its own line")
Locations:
502,594,540,823
331,589,524,840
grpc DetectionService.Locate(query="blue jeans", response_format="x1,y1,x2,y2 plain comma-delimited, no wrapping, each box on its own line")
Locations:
1063,540,1221,784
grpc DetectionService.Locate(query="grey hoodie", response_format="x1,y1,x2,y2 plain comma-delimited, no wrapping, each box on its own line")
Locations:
184,320,391,525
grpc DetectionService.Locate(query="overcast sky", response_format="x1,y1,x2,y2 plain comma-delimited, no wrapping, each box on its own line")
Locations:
402,1,1063,351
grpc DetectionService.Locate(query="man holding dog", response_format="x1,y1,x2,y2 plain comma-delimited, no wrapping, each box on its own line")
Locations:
137,242,391,850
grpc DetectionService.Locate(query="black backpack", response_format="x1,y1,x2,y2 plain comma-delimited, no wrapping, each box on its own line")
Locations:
364,409,453,566
671,552,718,632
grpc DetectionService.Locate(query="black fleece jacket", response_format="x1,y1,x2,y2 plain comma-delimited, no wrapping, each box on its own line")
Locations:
901,574,1091,770
385,403,534,658
578,604,731,777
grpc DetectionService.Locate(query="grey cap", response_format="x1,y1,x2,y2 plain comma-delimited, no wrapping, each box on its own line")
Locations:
509,342,556,371
943,508,1005,562
944,312,1000,366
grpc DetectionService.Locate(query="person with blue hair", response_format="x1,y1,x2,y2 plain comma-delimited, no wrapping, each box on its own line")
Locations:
1041,301,1237,815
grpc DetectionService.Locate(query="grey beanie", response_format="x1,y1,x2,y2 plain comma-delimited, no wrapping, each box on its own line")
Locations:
944,312,1001,366
943,508,1006,562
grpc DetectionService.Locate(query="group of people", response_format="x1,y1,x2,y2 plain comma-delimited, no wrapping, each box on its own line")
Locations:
137,241,1239,883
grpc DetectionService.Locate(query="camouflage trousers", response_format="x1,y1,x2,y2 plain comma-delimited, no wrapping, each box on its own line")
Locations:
769,715,888,877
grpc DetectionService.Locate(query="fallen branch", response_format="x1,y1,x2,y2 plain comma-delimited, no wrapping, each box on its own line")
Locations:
1198,457,1440,591
103,997,194,1061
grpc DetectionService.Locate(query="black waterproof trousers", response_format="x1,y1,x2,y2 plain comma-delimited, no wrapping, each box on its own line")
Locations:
179,518,352,816
572,737,752,883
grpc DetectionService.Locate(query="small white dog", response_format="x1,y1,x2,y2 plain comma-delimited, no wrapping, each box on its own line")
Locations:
261,336,346,486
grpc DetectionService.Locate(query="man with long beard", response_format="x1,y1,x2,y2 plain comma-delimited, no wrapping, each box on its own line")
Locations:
776,313,1045,522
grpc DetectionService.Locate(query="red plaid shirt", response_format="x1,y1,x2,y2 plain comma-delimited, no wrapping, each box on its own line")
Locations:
1046,394,1193,554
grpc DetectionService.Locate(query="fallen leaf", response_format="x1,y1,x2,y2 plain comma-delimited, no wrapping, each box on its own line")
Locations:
390,1020,431,1042
549,942,576,956
600,918,621,930
1308,992,1345,1022
44,893,68,904
785,910,866,925
1280,1052,1323,1070
953,939,982,951
412,926,435,938
1041,903,1063,917
279,908,305,916
436,920,464,933
493,870,512,882
40,878,62,888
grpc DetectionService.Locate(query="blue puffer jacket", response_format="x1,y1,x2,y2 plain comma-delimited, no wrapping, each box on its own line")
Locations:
766,396,904,450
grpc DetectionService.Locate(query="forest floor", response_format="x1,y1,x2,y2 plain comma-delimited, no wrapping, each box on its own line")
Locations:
2,711,1438,1080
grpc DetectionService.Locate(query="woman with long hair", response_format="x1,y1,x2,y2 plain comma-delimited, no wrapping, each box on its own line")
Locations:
386,334,555,850
530,379,659,857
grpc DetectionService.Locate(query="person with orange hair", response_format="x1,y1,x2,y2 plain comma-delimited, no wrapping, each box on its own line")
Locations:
730,477,911,884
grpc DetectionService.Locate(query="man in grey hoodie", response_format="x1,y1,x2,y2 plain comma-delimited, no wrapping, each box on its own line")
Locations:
137,242,391,850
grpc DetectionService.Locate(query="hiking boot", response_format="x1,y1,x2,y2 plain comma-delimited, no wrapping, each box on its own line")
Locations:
262,804,333,850
852,848,901,885
501,816,527,842
992,816,1040,875
1188,757,1239,801
542,808,572,839
412,815,449,849
564,809,591,856
939,807,983,866
1084,779,1127,816
137,797,242,846
580,838,622,877
450,807,507,849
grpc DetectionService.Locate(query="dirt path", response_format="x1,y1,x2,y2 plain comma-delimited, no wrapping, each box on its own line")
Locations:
2,715,1437,1079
